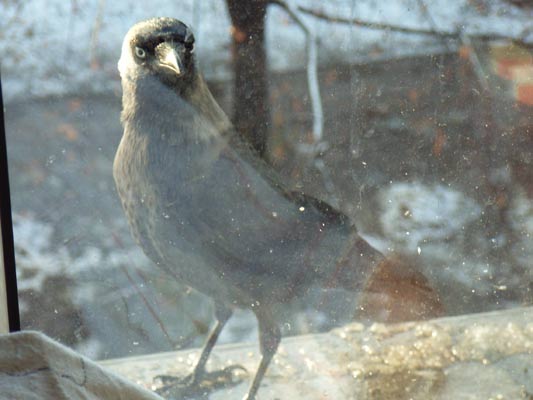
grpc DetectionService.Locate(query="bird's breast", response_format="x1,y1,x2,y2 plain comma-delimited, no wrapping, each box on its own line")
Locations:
113,126,232,293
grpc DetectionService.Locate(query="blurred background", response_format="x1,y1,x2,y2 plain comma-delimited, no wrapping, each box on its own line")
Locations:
1,0,533,361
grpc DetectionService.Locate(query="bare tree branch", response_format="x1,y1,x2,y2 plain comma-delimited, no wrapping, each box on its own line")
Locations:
270,0,324,148
270,0,338,207
459,32,490,93
192,0,201,48
0,1,25,39
419,0,490,92
89,0,106,69
295,4,533,46
415,0,454,52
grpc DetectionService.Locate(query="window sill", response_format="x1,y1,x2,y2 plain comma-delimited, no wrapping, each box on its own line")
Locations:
102,306,533,399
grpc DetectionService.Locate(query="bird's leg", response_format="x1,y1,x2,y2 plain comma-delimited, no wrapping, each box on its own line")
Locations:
244,310,281,400
155,304,245,396
189,304,233,383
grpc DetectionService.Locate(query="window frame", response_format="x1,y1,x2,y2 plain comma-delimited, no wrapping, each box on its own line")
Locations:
0,72,20,334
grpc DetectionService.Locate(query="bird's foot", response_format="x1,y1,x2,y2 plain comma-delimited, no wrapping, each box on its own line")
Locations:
154,365,247,399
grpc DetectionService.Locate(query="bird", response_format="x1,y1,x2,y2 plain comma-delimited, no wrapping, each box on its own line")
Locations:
113,17,430,400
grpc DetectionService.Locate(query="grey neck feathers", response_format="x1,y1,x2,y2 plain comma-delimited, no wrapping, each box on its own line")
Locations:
183,73,232,134
121,71,232,143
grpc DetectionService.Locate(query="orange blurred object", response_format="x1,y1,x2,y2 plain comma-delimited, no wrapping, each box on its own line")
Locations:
358,256,445,323
491,44,533,106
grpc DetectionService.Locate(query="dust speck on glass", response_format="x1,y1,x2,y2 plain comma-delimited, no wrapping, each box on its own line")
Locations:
2,0,532,399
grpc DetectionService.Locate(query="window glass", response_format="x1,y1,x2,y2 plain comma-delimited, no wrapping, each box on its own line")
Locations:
2,0,532,398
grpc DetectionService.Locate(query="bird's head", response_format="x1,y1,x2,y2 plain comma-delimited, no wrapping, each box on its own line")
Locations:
118,18,196,90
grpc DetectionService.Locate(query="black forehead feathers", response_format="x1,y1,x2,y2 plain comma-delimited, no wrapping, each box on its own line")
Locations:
130,17,194,50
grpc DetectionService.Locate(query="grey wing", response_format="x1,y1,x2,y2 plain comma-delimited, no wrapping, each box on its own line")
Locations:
180,130,353,279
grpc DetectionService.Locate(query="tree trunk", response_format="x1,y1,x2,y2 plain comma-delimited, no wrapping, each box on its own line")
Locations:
226,0,269,157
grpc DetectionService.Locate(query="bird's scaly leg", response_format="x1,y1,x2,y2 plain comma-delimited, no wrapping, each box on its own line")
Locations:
189,304,233,383
155,304,245,397
244,309,281,400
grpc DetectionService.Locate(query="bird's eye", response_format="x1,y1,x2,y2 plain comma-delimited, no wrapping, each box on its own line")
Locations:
134,46,146,59
185,42,195,53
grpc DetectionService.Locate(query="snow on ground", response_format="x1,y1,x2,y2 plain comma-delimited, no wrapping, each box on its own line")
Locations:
379,182,482,252
1,0,532,102
13,214,69,308
13,212,150,312
509,189,533,279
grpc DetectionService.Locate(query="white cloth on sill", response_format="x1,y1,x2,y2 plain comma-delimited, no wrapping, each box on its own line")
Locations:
0,331,163,400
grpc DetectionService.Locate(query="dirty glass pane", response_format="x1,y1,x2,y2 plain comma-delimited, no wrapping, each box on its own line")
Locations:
1,0,532,399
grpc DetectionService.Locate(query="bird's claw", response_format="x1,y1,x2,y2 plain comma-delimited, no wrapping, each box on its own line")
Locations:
154,365,248,399
154,373,194,386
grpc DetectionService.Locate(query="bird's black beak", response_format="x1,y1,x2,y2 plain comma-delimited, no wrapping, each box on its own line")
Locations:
156,42,184,76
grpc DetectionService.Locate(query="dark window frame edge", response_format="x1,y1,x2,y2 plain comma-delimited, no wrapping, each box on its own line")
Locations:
0,70,21,332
